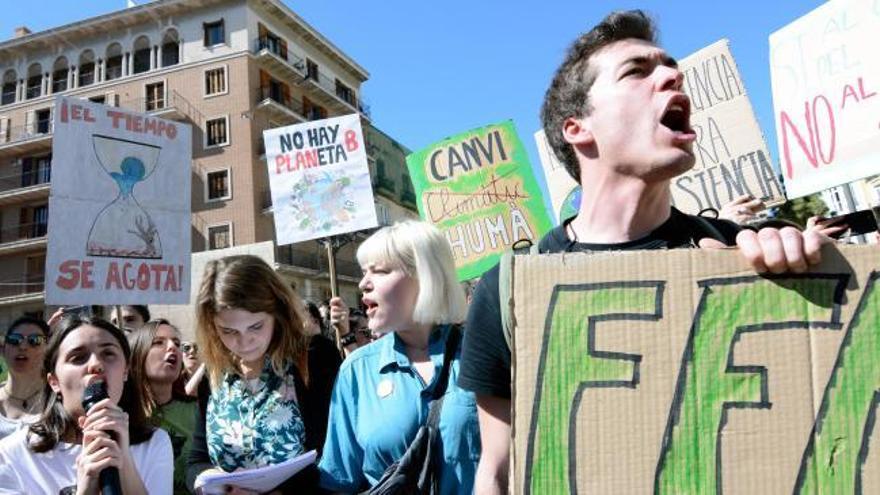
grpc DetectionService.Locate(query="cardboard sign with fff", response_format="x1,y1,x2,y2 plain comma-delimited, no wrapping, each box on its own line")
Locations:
512,245,879,494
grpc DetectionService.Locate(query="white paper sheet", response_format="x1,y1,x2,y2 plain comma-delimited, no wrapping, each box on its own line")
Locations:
195,450,317,493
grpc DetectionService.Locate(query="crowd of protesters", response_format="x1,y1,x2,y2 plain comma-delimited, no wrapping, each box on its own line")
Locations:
0,8,876,494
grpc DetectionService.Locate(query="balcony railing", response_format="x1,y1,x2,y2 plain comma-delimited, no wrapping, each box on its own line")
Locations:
119,89,203,123
401,188,416,206
0,166,51,194
257,86,306,117
275,245,362,279
0,121,53,146
252,37,371,119
0,274,44,299
375,175,396,194
0,221,48,244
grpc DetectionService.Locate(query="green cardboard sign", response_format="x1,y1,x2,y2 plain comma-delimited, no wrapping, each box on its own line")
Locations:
406,121,552,280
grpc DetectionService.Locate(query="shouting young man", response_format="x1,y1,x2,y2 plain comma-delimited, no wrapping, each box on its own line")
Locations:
458,10,828,493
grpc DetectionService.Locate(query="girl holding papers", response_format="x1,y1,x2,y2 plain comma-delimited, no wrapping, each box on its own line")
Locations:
0,315,173,494
186,255,341,494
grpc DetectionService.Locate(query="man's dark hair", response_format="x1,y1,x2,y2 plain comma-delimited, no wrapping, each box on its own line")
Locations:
541,10,657,183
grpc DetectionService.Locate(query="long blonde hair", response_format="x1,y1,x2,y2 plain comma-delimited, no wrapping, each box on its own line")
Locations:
195,255,309,388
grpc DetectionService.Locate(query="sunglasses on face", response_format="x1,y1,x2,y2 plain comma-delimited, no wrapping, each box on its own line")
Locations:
181,342,198,354
4,333,46,348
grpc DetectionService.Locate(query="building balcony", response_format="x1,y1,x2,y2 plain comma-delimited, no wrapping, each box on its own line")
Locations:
251,37,371,120
275,243,363,280
120,89,202,123
254,86,307,124
0,121,53,154
0,274,45,306
374,175,396,197
0,222,48,256
0,169,51,207
400,188,417,208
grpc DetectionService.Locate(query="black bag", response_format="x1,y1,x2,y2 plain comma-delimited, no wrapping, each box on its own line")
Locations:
364,326,461,495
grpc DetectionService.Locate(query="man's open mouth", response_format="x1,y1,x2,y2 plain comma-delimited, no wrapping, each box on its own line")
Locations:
660,95,694,135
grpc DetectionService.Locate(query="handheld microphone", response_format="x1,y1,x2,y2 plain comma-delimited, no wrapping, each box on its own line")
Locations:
81,380,123,495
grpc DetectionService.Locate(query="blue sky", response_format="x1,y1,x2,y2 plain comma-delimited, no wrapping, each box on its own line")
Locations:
1,0,825,169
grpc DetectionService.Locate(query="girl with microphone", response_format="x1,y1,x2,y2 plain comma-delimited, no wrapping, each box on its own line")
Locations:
0,316,172,494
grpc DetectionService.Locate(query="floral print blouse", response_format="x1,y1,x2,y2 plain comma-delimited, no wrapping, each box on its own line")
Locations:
206,358,306,471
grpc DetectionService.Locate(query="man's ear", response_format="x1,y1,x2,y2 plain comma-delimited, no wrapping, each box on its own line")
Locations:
562,115,594,147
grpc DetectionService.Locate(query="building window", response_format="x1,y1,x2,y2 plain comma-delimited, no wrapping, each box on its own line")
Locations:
89,95,105,104
106,55,123,81
145,82,165,111
1,81,15,105
303,98,327,121
35,109,51,134
133,48,151,74
203,19,225,47
208,223,232,250
206,169,231,201
205,116,229,147
21,154,52,187
26,75,42,99
22,204,48,238
204,67,227,97
306,59,319,81
52,69,69,93
335,80,355,106
79,62,95,87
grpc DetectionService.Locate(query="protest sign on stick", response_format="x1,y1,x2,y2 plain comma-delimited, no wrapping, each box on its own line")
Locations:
46,96,191,305
263,113,377,246
534,130,579,225
770,0,880,199
512,245,880,494
407,121,552,280
673,39,785,213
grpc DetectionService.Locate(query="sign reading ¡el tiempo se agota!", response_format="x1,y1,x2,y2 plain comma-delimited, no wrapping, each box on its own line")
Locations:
46,96,192,305
407,121,552,281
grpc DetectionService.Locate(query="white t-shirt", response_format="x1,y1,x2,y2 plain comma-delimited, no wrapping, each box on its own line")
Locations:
0,427,173,495
0,413,35,441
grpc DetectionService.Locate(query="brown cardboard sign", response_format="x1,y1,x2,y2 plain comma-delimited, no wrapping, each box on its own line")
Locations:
512,245,879,494
673,40,786,213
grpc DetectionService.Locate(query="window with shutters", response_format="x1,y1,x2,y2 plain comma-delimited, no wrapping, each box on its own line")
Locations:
306,59,319,81
302,97,327,121
335,79,355,106
204,66,227,97
205,116,229,147
145,82,165,111
207,223,232,250
206,168,231,202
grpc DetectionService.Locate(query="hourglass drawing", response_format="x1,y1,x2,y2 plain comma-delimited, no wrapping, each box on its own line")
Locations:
87,135,163,259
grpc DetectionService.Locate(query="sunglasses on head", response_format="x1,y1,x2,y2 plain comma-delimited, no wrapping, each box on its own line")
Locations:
181,342,198,354
4,333,46,347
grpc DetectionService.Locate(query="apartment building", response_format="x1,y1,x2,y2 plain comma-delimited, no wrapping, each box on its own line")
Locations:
0,0,418,326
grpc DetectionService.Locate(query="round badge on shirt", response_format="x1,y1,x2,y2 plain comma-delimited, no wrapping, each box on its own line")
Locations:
377,379,393,398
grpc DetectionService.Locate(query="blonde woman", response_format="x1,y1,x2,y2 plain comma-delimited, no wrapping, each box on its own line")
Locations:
186,255,341,494
318,221,481,493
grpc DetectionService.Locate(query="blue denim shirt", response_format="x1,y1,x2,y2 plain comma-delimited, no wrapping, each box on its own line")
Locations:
318,325,481,493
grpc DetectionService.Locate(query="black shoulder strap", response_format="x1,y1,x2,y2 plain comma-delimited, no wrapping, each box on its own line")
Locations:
688,214,728,246
426,325,461,428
